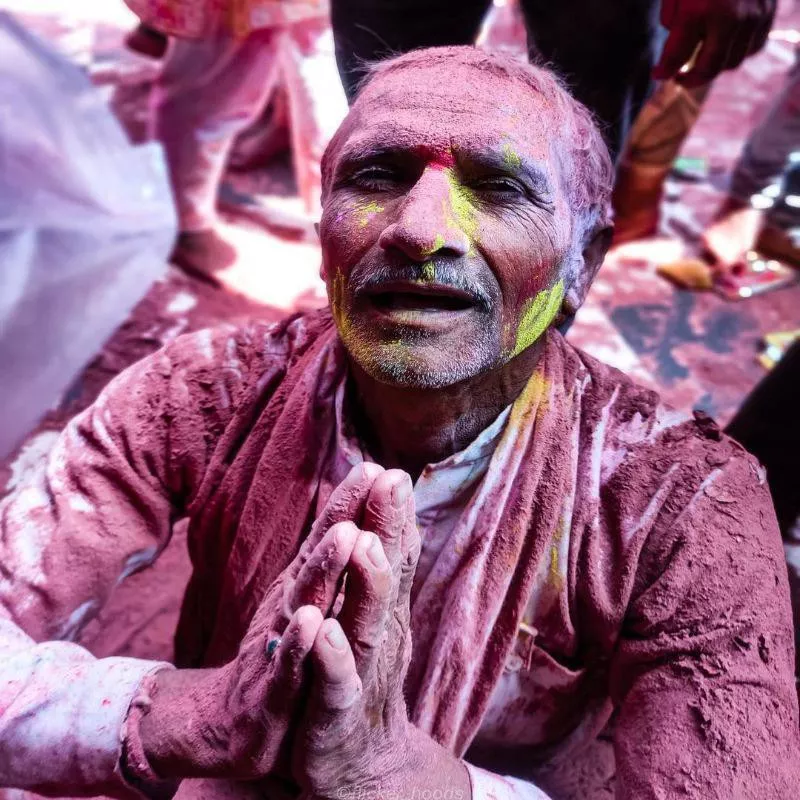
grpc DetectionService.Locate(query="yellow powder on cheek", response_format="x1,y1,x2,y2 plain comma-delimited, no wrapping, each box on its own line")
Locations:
510,279,565,358
354,200,385,227
331,270,350,336
330,268,413,376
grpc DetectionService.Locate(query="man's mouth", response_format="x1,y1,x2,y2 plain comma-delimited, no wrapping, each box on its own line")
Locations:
363,281,477,315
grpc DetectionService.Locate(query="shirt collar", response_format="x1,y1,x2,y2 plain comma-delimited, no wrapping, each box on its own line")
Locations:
333,375,512,477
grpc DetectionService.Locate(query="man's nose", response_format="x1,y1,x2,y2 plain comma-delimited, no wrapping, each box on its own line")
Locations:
378,168,471,262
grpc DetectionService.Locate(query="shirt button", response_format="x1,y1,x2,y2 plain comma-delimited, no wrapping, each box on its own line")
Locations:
506,653,524,672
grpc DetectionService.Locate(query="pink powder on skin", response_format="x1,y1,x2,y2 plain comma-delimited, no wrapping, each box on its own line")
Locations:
318,54,581,386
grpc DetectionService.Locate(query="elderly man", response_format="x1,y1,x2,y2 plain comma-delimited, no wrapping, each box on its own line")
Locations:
1,48,798,800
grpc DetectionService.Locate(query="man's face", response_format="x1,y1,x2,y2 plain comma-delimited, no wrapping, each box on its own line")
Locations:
320,62,578,388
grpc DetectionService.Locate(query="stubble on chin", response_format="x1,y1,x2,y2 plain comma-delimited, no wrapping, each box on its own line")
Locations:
340,323,501,389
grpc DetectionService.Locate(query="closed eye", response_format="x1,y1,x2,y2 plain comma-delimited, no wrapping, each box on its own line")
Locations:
471,176,528,195
468,175,554,212
344,164,403,192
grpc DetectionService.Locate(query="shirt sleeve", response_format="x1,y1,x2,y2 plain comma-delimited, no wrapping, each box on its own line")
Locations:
610,447,800,799
465,763,554,800
0,326,249,796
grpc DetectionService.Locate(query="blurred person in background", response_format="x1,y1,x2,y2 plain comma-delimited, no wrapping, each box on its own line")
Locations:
330,0,776,163
726,337,800,676
708,55,800,676
649,52,800,292
702,51,800,270
612,79,712,244
124,0,342,281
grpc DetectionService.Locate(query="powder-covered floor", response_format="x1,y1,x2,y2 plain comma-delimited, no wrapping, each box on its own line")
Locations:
1,0,799,674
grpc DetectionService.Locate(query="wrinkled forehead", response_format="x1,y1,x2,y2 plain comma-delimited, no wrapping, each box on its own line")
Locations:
326,62,566,176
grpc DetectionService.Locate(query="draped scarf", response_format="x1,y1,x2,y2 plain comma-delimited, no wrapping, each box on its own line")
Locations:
180,310,589,758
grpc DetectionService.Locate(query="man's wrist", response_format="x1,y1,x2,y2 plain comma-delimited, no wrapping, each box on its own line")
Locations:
120,667,181,798
399,727,471,800
135,664,233,781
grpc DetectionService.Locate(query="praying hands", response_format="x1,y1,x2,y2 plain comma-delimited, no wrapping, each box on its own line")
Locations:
292,471,468,800
135,464,469,798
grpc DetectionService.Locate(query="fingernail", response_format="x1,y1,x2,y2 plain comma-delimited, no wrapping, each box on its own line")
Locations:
334,523,351,548
325,624,347,650
392,475,412,508
362,462,382,479
367,534,386,567
343,464,363,485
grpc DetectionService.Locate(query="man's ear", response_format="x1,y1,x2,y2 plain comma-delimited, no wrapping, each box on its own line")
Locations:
559,222,613,320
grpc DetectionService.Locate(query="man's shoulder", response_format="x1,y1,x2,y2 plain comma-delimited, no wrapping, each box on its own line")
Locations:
560,337,679,443
560,337,752,482
565,338,663,416
161,308,334,379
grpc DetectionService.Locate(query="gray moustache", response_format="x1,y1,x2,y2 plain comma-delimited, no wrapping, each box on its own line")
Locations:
351,262,494,311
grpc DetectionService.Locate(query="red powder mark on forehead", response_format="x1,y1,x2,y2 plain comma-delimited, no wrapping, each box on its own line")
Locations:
414,145,455,170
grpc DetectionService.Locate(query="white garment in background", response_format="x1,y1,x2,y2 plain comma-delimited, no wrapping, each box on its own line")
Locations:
150,21,347,231
0,12,175,461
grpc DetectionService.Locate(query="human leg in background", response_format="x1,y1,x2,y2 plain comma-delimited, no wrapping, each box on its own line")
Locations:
330,0,491,102
612,80,711,243
151,28,280,280
519,0,662,162
730,55,800,204
704,51,800,268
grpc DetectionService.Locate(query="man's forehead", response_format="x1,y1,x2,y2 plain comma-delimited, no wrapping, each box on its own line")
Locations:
335,68,559,166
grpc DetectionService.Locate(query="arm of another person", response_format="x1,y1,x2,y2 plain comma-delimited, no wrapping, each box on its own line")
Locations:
611,447,800,799
0,326,248,797
654,0,776,88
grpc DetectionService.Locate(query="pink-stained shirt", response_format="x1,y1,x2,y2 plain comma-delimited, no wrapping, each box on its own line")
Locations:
1,315,798,799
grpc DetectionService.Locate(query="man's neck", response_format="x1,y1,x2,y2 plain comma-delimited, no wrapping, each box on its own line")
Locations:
348,339,545,481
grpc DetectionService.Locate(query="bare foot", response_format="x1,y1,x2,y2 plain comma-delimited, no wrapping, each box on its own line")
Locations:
125,24,169,60
170,230,238,285
702,200,764,270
